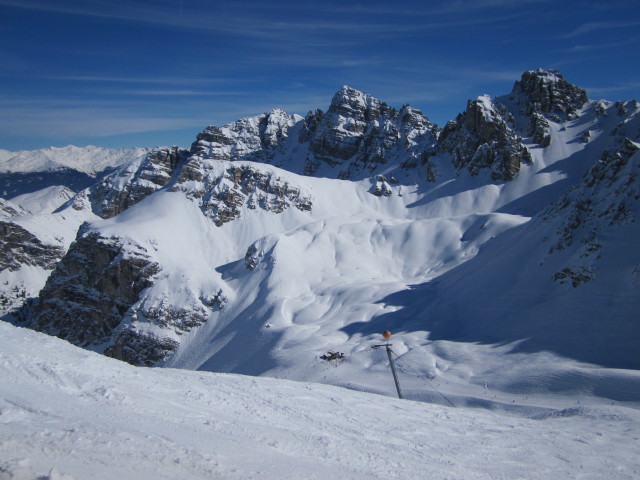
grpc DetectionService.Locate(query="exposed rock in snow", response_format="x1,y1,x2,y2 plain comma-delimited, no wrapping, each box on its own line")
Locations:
513,68,589,119
0,197,30,218
173,162,313,226
190,109,302,165
0,220,64,272
543,137,639,281
438,94,532,180
30,231,160,348
90,146,188,218
305,86,439,178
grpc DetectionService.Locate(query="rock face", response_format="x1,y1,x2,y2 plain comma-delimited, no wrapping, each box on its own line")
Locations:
190,109,301,165
512,69,589,148
0,221,65,272
90,147,188,218
437,70,592,180
513,69,589,118
30,231,160,347
303,87,439,178
173,163,312,226
438,95,532,181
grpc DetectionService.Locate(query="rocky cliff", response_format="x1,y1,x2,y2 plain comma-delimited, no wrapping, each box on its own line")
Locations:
302,87,439,178
30,231,160,345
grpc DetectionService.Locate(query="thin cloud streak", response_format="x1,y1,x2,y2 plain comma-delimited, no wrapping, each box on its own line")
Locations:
43,75,229,85
562,38,638,53
0,0,533,44
562,20,640,38
121,90,247,97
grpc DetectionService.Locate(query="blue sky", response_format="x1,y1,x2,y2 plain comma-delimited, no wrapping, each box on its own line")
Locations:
1,0,639,151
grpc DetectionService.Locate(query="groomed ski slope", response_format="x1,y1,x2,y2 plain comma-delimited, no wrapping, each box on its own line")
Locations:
1,321,639,480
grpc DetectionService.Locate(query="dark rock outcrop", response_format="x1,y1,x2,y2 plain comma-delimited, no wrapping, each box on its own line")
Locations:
438,95,532,181
513,69,589,119
0,221,65,272
30,232,160,346
511,69,589,148
106,330,179,366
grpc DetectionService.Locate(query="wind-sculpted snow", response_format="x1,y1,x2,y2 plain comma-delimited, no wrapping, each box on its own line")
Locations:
0,197,30,218
383,135,640,369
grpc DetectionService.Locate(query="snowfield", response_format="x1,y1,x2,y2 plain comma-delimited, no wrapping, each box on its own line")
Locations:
1,321,639,480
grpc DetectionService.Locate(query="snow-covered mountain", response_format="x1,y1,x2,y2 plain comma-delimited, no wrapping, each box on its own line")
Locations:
0,145,150,198
2,69,640,409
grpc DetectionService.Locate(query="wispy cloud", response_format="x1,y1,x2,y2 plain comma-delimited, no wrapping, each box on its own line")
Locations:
305,0,552,17
583,81,640,97
44,75,222,85
562,20,640,38
120,90,247,97
0,0,539,46
562,37,637,53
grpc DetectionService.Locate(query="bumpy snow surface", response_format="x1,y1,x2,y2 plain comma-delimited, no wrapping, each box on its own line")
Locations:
1,321,638,480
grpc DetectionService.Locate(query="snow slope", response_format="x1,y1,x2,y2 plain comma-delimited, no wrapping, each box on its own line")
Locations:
1,320,639,480
10,185,75,214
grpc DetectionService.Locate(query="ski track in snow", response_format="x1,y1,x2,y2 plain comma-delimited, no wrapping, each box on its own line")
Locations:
1,321,639,480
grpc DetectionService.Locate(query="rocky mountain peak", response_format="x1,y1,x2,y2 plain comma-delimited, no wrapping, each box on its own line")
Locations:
189,110,300,164
512,68,589,118
327,85,394,122
438,94,531,180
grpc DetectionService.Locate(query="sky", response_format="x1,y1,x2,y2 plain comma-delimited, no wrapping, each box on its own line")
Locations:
0,0,639,151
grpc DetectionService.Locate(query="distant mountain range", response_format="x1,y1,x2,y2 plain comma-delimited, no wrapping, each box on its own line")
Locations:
2,69,639,404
